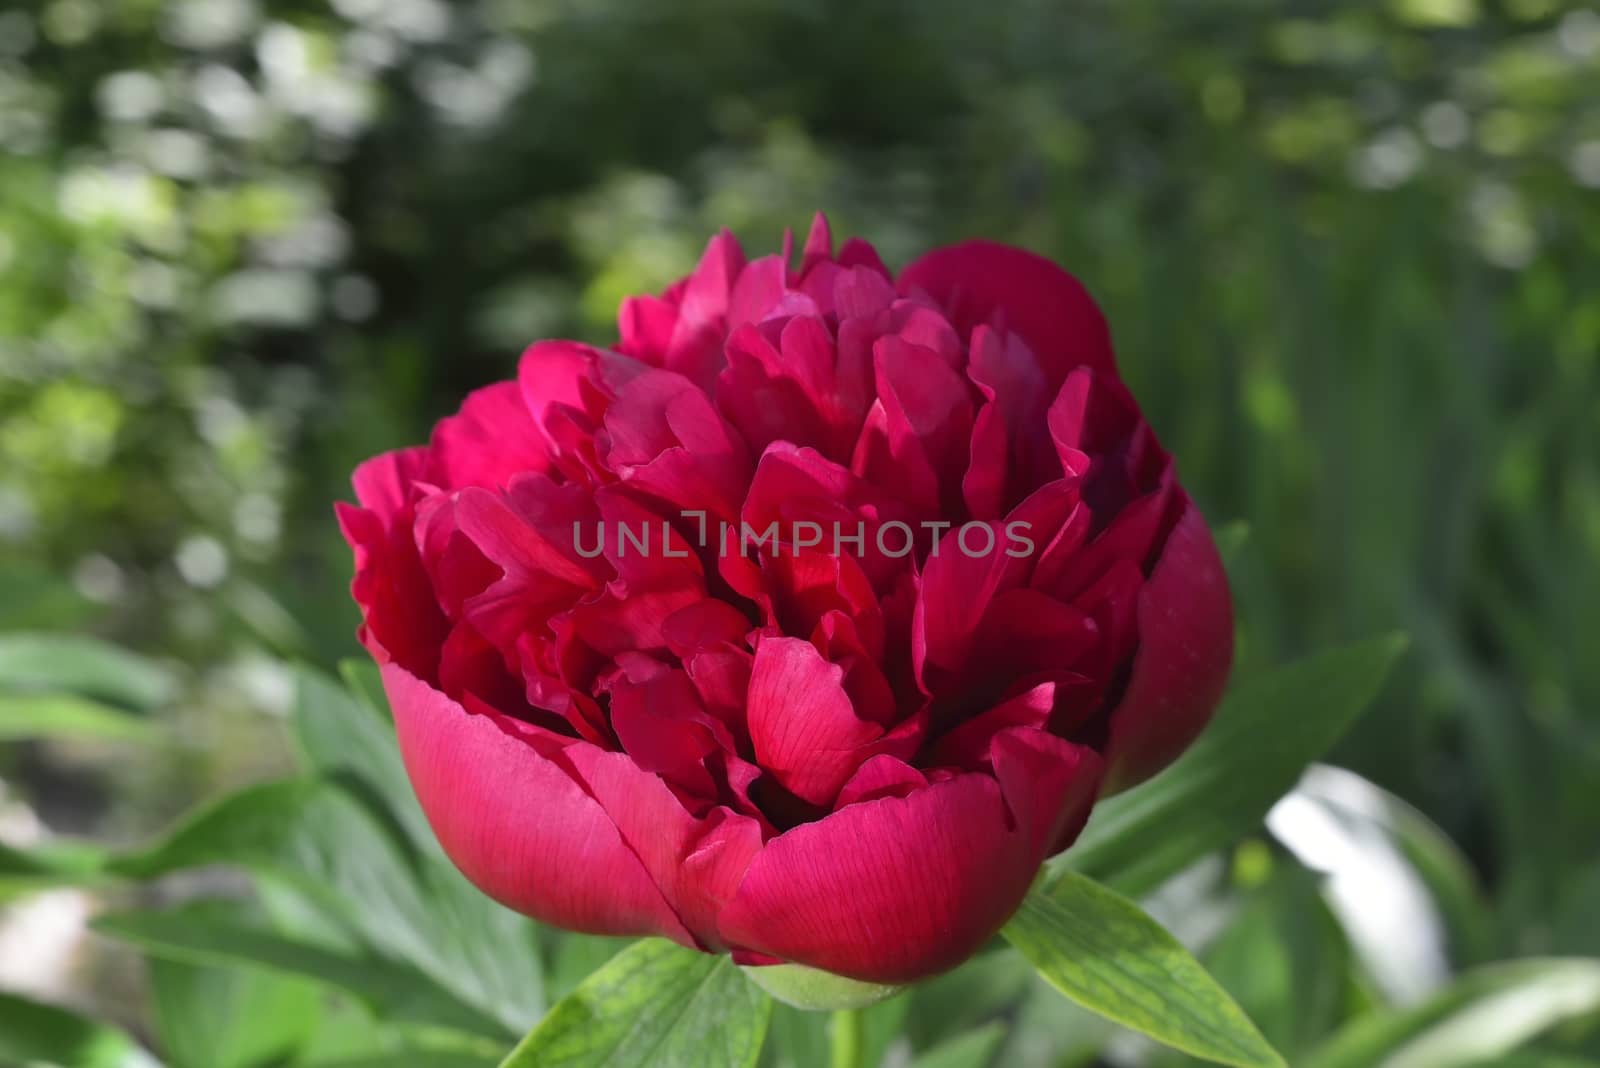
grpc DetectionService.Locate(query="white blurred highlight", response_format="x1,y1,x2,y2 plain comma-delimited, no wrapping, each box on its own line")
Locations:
1268,764,1451,1004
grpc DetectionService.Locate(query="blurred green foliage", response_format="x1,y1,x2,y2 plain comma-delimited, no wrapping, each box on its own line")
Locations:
1,0,1599,1062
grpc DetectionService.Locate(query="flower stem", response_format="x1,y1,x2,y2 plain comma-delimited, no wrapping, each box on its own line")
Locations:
830,1007,864,1068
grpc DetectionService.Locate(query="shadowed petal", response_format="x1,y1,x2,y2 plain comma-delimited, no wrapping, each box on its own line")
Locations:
1102,502,1233,792
720,731,1101,983
898,240,1116,387
747,637,899,806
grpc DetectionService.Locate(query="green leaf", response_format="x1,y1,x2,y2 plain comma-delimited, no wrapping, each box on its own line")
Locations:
1457,1057,1600,1068
0,838,107,895
0,692,157,742
1003,872,1285,1068
500,939,772,1068
339,657,391,723
910,1022,1009,1068
1305,958,1600,1068
147,951,321,1068
110,778,325,878
1456,1057,1600,1068
290,664,436,854
759,994,907,1068
0,562,96,630
309,1054,499,1068
112,778,545,1034
1058,634,1407,897
544,932,633,1002
999,976,1114,1068
0,989,162,1068
904,949,1033,1050
1196,861,1354,1061
94,905,512,1039
0,632,177,709
1213,520,1251,569
741,960,902,1010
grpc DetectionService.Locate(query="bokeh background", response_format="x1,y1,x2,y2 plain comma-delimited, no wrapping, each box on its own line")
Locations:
2,0,1598,1064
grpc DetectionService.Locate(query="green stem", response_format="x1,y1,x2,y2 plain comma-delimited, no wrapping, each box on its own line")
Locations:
830,1006,864,1068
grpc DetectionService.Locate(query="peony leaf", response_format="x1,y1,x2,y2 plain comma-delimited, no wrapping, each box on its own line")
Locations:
1057,633,1408,897
0,692,158,742
291,663,438,855
1303,958,1600,1068
0,990,163,1068
311,1055,498,1068
762,992,908,1068
111,778,545,1034
1455,1058,1600,1068
0,632,177,709
908,1022,1009,1068
0,838,106,896
1003,871,1285,1068
499,939,772,1068
94,904,512,1039
741,960,903,1011
144,951,322,1068
339,656,392,723
902,948,1033,1051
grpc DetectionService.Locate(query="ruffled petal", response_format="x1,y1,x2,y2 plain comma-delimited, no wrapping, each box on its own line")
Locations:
747,637,904,807
430,381,551,490
561,743,765,949
898,240,1116,388
382,662,693,943
720,730,1101,983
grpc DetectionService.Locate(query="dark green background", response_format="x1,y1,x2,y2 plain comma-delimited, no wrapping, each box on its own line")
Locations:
1,0,1597,1061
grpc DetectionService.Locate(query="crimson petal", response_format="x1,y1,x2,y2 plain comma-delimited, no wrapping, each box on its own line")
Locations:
898,240,1116,388
382,662,693,943
720,730,1101,983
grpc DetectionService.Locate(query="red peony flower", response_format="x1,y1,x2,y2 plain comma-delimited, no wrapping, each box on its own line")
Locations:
337,217,1232,985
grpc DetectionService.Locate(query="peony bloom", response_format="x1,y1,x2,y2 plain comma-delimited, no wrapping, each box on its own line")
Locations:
338,217,1231,985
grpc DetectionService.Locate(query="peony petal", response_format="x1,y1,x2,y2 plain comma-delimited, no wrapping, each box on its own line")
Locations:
720,732,1100,983
1101,502,1233,793
517,341,615,464
351,447,433,521
746,637,890,806
989,727,1104,857
607,662,729,797
561,744,765,949
726,255,788,328
717,321,834,457
833,266,896,320
453,485,600,591
963,325,1055,519
837,236,890,277
338,457,448,679
603,369,753,523
736,443,917,595
617,295,679,363
799,213,832,273
835,754,927,808
429,381,551,490
912,522,1031,692
663,229,747,386
382,662,693,943
930,678,1061,769
897,240,1116,387
412,492,500,618
853,336,974,520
